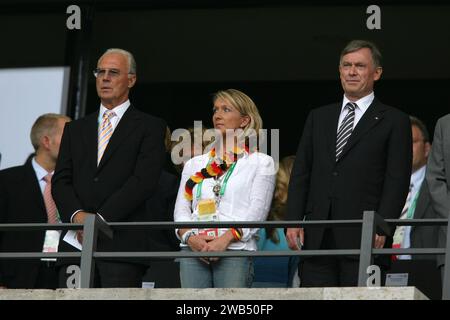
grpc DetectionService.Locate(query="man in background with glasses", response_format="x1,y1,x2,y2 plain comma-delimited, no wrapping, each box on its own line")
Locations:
52,48,166,288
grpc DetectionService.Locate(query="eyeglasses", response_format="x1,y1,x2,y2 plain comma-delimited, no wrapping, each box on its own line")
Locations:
93,68,134,78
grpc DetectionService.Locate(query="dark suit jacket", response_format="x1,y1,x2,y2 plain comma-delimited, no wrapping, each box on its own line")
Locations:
52,105,166,260
146,169,180,254
0,160,49,288
411,179,441,261
425,114,450,268
286,98,412,254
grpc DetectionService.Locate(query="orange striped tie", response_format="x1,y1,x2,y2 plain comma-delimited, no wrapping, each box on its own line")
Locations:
98,110,116,165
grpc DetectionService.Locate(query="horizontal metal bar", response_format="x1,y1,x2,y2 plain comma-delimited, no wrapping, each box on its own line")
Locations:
0,252,82,259
385,219,448,226
1,248,446,260
93,249,361,259
373,248,447,255
1,219,447,231
105,220,365,229
88,219,450,229
0,223,83,231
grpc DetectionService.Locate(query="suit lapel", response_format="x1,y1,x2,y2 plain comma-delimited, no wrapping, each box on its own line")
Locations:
97,106,140,171
411,180,429,226
326,103,342,163
337,98,387,162
83,112,99,173
24,161,47,219
443,120,450,169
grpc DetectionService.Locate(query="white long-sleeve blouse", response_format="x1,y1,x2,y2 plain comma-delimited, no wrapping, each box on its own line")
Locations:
174,151,276,251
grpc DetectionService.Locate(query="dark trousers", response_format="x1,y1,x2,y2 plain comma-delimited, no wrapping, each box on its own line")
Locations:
59,261,147,288
34,260,59,289
300,228,359,287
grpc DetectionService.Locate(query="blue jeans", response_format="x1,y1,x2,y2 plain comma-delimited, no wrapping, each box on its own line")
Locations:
179,247,254,288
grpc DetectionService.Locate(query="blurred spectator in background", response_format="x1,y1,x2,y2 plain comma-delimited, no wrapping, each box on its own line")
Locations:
425,113,450,292
392,116,436,260
252,155,300,288
0,113,70,289
171,126,210,175
142,126,182,288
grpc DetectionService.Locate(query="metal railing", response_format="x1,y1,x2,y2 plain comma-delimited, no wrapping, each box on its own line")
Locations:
1,211,449,299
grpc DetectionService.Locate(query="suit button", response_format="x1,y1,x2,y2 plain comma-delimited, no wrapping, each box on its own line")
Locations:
332,172,338,176
93,177,99,182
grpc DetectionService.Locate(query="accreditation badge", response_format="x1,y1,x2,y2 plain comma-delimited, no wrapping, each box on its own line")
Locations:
42,230,62,260
197,198,217,217
197,199,219,237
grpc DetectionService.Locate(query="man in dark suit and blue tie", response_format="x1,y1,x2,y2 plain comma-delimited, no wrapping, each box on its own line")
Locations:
286,40,412,287
52,48,166,288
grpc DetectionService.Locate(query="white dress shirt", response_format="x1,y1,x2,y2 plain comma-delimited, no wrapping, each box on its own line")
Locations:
174,151,276,251
32,158,53,195
399,165,426,260
337,92,375,132
98,100,130,131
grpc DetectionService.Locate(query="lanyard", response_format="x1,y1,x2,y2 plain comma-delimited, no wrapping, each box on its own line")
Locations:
196,159,237,200
406,189,420,220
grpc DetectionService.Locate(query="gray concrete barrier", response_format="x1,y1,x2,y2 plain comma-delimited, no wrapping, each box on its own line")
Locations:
0,287,428,300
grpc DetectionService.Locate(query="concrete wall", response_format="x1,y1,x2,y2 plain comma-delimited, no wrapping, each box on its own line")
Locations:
0,287,428,300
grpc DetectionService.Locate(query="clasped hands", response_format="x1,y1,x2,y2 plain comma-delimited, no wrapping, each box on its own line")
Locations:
187,233,232,265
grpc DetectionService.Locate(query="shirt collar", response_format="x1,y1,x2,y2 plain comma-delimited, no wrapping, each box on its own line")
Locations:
411,165,426,189
99,100,130,121
31,157,53,181
342,92,375,114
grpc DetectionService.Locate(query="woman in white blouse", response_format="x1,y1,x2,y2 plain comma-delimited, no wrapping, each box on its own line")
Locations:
174,89,276,288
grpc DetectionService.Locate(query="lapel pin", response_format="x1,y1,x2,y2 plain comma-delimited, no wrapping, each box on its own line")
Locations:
375,116,379,120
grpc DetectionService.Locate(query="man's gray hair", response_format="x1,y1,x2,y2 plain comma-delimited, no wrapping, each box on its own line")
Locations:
99,48,137,75
340,40,382,68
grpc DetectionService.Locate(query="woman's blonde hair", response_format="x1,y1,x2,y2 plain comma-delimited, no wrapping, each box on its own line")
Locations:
266,155,296,243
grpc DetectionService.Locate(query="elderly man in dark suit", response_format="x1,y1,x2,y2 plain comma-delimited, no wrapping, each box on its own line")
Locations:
286,40,412,287
0,113,70,289
52,48,166,288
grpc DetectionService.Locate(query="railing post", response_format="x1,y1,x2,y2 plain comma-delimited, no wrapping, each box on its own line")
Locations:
79,214,97,288
358,211,376,286
442,216,450,300
79,214,114,288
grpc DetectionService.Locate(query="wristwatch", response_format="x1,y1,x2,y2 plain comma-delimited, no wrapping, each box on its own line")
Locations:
181,230,195,245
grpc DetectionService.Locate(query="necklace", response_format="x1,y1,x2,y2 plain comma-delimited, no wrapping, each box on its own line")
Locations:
184,147,246,201
213,174,226,197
